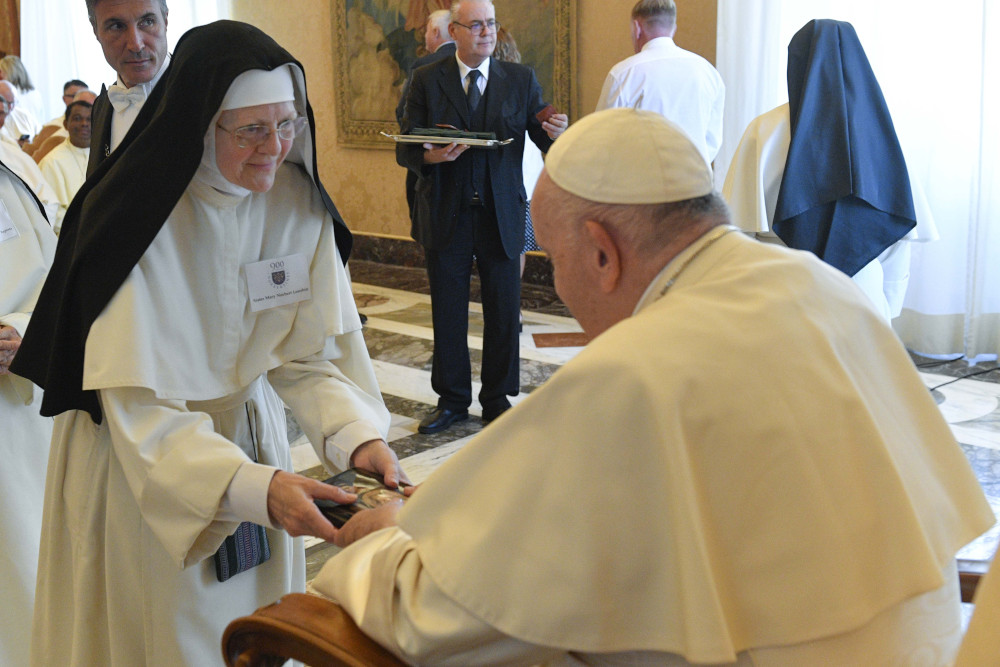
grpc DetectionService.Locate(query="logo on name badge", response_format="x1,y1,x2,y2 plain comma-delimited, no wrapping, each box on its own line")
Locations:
268,260,287,287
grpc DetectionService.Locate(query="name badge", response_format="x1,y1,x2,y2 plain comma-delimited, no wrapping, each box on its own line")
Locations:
0,201,20,244
245,253,311,313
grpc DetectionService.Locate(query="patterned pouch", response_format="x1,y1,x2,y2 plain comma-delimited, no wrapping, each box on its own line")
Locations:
214,520,271,582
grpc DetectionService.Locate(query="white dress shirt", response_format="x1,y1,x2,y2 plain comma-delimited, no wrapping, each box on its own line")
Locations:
597,37,725,165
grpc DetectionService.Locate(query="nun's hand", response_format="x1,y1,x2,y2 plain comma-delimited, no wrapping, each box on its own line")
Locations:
266,470,356,542
0,325,21,375
350,439,412,490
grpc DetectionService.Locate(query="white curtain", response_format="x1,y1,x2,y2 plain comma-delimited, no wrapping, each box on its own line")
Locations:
717,0,1000,359
19,1,231,124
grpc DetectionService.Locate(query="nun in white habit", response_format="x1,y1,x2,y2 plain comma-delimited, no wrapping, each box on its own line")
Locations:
12,21,404,666
0,158,56,667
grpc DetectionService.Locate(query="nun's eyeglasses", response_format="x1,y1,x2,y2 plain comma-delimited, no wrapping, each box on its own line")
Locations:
217,116,307,149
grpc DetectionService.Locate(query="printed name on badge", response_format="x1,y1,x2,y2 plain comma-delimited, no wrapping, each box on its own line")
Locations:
245,253,311,312
0,201,21,244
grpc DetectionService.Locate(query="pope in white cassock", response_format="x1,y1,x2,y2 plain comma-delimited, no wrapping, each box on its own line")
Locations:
11,21,407,666
0,158,57,667
309,109,995,666
38,100,92,235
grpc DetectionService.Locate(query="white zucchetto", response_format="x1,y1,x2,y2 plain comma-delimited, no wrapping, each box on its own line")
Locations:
545,108,714,204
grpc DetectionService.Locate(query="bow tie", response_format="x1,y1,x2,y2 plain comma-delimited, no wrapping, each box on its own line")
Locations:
107,83,147,113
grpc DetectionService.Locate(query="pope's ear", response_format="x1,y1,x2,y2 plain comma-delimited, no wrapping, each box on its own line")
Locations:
583,220,622,293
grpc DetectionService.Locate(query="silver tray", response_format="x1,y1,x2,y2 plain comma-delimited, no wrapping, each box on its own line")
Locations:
380,131,513,148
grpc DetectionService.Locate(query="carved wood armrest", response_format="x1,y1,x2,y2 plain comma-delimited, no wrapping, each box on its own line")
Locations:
223,593,406,667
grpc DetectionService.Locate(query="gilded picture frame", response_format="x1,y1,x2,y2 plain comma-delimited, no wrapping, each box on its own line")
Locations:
333,0,575,148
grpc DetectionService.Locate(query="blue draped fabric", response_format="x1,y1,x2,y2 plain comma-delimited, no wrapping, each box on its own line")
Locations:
773,19,916,276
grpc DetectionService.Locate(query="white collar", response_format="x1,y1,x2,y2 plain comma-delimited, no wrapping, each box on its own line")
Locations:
456,54,490,84
641,36,677,52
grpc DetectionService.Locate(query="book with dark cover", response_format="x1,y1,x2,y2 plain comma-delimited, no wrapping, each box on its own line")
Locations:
314,468,407,528
411,126,496,141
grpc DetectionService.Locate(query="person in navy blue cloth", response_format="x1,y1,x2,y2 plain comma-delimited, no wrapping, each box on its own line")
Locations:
723,19,934,320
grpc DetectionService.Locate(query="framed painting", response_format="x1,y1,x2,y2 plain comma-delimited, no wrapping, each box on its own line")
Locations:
333,0,575,148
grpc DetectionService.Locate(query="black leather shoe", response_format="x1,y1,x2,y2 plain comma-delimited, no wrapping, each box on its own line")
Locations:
481,403,511,424
418,408,469,434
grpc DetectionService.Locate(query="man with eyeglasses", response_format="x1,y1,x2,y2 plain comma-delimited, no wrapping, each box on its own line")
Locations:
86,0,170,176
398,0,568,435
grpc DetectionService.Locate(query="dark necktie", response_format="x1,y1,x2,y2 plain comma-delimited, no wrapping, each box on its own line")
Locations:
466,70,482,112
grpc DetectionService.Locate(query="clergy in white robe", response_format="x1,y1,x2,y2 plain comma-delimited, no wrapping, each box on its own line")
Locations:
0,158,57,667
311,109,994,666
0,132,59,223
0,82,43,144
11,21,406,666
38,100,91,234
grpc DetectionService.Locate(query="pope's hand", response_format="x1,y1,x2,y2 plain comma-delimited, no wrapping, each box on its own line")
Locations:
333,497,405,548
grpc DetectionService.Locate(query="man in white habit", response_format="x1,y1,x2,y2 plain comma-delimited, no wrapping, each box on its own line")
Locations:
86,0,170,175
0,81,59,222
310,108,995,666
596,0,724,167
0,158,57,667
38,100,91,234
12,21,406,666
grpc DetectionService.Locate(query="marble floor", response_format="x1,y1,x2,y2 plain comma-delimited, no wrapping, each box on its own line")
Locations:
290,260,1000,580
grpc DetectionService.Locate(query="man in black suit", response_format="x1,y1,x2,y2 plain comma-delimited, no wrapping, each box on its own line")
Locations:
398,0,568,434
86,0,170,176
397,9,456,219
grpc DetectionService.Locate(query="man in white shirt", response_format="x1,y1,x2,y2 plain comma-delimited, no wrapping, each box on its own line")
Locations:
39,100,91,234
86,0,170,175
596,0,724,166
311,109,993,666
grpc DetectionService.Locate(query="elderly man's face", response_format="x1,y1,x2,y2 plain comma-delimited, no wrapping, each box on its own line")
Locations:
65,105,92,149
215,102,297,193
0,82,13,124
531,172,602,334
449,0,497,68
93,0,168,88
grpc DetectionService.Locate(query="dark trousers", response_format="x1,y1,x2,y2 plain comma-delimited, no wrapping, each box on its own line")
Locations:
424,205,520,413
